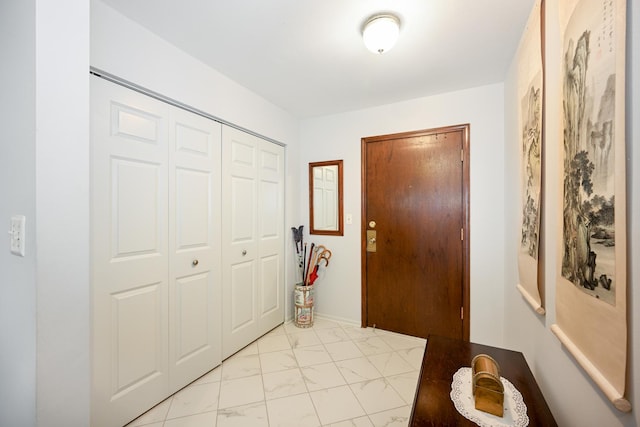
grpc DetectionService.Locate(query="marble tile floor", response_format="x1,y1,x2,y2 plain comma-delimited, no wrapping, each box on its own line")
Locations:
126,318,427,427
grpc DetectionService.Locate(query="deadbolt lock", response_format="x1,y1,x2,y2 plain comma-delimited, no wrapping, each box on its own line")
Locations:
366,229,377,252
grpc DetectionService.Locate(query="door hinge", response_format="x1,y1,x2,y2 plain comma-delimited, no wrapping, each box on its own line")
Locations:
460,228,464,241
461,149,464,162
461,307,464,320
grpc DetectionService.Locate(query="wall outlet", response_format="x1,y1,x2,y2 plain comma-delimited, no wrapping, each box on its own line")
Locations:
10,215,26,257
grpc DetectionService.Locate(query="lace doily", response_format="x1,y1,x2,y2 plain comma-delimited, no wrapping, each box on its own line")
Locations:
450,367,529,427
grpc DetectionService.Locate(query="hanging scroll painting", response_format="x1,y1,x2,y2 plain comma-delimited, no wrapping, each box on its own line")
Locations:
551,0,629,412
517,0,545,314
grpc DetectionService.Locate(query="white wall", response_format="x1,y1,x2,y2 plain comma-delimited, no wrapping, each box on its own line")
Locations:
503,1,639,425
35,0,91,425
299,84,506,346
0,1,37,426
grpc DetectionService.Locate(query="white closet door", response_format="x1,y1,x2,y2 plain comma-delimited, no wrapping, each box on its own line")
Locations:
168,108,222,391
222,126,260,358
222,127,285,358
256,140,285,336
92,76,223,426
91,77,170,426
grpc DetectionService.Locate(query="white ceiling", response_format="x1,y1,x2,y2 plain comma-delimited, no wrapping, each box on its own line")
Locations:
99,0,535,118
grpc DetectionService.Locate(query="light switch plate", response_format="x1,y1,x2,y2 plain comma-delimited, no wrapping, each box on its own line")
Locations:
10,215,26,257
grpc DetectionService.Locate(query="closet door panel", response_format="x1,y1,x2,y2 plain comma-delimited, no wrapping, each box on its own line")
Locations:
112,283,165,388
175,169,210,247
222,126,260,358
231,177,256,241
172,273,211,365
259,255,280,315
169,109,222,391
257,141,285,335
111,159,163,258
91,77,170,427
230,261,257,329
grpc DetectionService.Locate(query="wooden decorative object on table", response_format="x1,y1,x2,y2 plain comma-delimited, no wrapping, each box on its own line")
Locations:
471,354,504,417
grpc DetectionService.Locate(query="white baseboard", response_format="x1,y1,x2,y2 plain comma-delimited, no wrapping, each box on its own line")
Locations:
312,312,360,327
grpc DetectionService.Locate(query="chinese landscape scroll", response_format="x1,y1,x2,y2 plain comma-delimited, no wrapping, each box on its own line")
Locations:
517,0,545,314
551,0,629,412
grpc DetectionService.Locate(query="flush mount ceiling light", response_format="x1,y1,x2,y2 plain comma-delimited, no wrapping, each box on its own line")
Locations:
362,14,400,54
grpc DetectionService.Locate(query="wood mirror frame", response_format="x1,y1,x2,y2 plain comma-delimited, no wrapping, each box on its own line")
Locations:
309,160,344,236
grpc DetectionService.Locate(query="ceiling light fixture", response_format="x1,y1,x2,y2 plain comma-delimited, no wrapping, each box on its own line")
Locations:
362,14,400,54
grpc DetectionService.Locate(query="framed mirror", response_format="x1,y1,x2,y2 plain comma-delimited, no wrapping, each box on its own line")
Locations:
309,160,343,236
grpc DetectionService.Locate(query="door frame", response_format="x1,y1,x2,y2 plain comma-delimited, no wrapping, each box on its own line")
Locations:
360,124,471,340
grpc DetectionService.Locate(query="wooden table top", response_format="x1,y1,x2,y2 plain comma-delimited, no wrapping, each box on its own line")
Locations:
409,335,557,426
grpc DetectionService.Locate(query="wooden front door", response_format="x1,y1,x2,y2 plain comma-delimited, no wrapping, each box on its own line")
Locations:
361,124,470,340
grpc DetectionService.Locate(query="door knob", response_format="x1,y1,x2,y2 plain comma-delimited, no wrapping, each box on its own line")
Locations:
192,259,199,266
242,250,247,256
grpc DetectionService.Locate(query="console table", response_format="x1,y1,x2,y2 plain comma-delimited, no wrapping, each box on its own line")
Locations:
409,335,557,426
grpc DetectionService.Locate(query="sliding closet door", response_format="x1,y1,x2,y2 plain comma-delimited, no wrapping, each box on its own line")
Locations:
91,77,170,426
256,140,285,336
221,127,285,358
222,127,260,358
168,108,222,391
91,76,223,426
